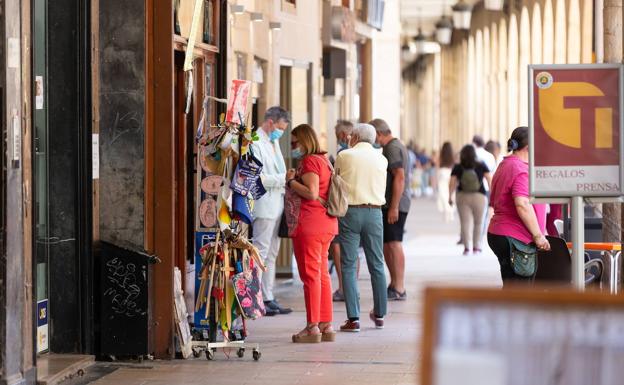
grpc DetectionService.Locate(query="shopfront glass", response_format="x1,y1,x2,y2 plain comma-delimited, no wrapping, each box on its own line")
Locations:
33,0,50,354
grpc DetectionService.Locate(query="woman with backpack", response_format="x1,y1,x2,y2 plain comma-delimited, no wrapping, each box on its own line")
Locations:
449,144,492,255
285,124,338,343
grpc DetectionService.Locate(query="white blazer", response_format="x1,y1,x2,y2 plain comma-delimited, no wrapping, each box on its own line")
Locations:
251,128,286,220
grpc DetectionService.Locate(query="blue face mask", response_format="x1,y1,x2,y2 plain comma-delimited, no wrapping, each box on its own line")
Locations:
338,141,348,150
270,129,284,142
291,148,303,159
373,143,382,149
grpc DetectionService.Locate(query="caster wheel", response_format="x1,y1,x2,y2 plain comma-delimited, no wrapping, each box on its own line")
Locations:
206,350,215,361
253,350,261,361
237,348,245,358
137,356,144,364
192,349,201,358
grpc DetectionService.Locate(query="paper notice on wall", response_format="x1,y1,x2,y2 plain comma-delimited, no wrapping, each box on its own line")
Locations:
92,134,100,179
12,111,21,167
225,80,251,125
35,76,44,109
8,38,19,69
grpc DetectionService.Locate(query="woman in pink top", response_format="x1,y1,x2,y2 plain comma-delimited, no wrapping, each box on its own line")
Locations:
487,127,551,284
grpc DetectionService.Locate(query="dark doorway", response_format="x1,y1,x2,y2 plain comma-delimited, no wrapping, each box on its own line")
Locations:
32,0,93,354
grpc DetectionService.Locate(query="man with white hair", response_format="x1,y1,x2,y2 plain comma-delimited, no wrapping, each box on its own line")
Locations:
334,123,389,332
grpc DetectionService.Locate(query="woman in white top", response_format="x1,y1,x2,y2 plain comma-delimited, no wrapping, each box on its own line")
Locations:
436,142,455,222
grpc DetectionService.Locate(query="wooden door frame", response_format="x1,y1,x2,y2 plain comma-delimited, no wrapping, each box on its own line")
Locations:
146,0,175,359
146,0,223,358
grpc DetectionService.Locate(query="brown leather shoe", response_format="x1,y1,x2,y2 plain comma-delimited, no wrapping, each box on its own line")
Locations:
339,319,360,332
369,311,384,329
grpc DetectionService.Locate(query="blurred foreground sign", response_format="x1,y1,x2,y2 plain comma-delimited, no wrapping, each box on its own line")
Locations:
529,64,624,197
420,286,624,385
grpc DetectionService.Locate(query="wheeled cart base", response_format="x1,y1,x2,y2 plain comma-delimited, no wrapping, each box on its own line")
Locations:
191,340,261,361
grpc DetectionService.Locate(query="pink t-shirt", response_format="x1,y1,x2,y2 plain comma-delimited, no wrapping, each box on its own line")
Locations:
488,155,546,244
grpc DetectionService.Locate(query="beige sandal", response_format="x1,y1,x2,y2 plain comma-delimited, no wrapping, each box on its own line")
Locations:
292,324,322,343
319,322,336,342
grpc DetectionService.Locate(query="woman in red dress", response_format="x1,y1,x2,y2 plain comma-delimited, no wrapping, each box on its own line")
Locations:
285,124,339,343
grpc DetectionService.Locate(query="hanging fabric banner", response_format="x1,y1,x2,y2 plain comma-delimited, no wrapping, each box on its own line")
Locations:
183,0,204,72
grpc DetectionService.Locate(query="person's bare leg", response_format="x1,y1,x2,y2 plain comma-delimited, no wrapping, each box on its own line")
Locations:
330,242,343,293
388,241,405,293
383,243,395,288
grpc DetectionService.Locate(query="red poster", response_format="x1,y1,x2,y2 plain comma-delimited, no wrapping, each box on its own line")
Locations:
530,65,623,197
225,79,251,125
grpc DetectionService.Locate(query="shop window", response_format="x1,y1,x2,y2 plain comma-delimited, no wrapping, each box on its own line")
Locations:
282,0,297,13
174,0,181,35
202,0,215,45
236,52,247,80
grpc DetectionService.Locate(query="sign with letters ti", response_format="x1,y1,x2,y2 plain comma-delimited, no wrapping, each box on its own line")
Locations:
529,64,624,197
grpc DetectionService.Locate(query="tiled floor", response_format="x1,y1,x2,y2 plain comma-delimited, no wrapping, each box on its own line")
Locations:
79,197,502,385
37,354,95,385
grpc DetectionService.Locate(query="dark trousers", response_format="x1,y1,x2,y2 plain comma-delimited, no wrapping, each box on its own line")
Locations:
487,233,531,285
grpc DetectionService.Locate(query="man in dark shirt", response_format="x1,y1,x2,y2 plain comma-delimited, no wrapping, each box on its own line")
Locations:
370,118,411,301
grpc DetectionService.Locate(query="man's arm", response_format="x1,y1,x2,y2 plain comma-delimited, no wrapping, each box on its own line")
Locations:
254,142,285,188
388,167,405,224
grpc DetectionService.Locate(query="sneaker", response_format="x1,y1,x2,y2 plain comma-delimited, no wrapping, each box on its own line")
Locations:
332,289,345,302
264,300,293,315
339,320,360,332
369,311,384,329
387,287,407,301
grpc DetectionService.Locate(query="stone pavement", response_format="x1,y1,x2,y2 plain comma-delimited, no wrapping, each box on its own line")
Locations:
78,197,502,385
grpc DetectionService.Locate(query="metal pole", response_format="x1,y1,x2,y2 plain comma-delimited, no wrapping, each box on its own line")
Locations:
571,196,585,290
596,0,604,63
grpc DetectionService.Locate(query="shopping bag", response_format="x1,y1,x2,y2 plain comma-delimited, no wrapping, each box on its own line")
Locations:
284,187,302,237
231,267,266,320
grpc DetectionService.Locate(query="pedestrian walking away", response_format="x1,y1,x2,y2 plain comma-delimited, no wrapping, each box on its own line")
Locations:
250,106,293,316
437,142,455,222
285,124,338,343
334,123,388,332
487,126,551,285
473,135,497,241
370,118,411,301
448,144,491,255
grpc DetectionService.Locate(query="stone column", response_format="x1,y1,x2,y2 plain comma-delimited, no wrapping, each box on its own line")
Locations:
0,0,35,383
602,0,622,242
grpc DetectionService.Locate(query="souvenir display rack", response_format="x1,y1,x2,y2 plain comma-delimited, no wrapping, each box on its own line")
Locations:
190,81,267,361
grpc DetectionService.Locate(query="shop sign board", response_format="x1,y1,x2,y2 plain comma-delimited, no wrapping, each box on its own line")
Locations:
37,299,49,353
529,64,624,198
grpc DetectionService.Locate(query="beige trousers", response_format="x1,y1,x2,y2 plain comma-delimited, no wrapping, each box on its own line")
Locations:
456,191,488,250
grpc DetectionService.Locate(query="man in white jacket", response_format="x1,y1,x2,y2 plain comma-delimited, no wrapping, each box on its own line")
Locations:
251,106,292,316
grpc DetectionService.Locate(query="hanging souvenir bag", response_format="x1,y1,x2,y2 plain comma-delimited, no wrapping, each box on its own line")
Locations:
231,250,266,320
231,151,265,198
